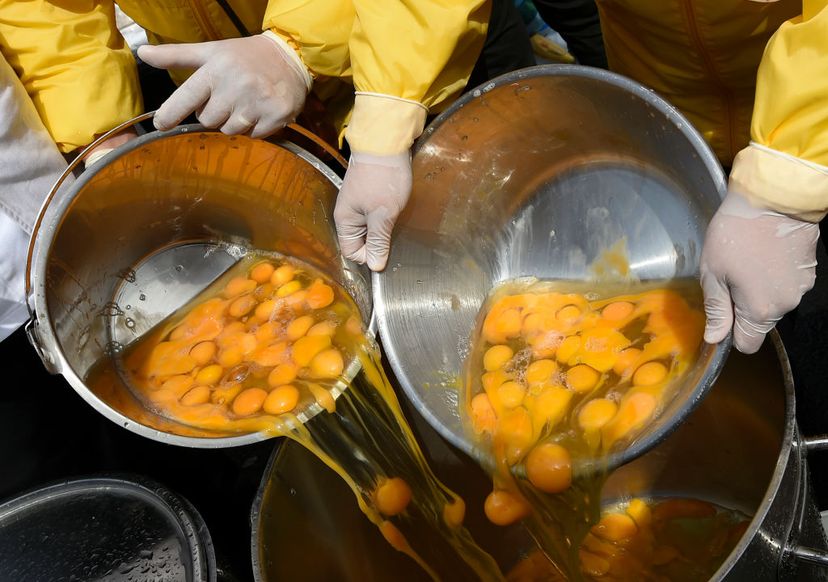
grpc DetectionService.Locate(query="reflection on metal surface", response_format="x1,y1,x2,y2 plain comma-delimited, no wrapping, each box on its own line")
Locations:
109,242,239,348
791,545,828,567
628,255,677,271
374,65,730,469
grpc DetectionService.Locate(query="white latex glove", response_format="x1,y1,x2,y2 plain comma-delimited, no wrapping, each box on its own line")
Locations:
700,189,819,354
137,34,310,138
334,151,412,272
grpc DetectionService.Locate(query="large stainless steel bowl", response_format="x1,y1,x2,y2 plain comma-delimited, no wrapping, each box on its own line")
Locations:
25,118,372,448
373,65,730,469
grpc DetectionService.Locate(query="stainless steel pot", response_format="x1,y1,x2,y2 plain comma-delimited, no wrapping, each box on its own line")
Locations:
25,114,372,448
373,65,730,470
250,332,828,580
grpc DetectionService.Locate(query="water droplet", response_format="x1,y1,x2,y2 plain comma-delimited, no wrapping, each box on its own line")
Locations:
175,265,183,272
139,294,146,301
104,341,124,356
125,318,135,329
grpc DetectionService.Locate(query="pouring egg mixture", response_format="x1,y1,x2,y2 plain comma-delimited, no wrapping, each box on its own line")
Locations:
508,497,750,581
89,249,741,581
88,253,500,580
464,279,713,579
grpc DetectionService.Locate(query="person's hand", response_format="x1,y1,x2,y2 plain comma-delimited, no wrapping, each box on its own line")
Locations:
334,151,412,271
84,128,138,168
137,34,310,138
529,34,575,64
700,189,819,353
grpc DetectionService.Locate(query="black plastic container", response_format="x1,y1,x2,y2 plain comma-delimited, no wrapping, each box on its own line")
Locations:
0,475,216,581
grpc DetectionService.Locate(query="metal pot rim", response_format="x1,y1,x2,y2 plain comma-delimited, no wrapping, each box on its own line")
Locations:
249,441,286,582
28,124,373,448
712,330,797,578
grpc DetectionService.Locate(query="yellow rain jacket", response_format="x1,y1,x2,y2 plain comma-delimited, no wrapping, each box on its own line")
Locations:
596,0,828,220
0,1,142,154
266,1,491,155
0,0,266,153
0,0,489,157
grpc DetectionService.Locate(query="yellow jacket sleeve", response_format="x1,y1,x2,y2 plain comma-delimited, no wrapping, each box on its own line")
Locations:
0,0,142,153
349,0,489,109
263,0,355,80
346,0,489,154
730,0,828,222
264,0,490,155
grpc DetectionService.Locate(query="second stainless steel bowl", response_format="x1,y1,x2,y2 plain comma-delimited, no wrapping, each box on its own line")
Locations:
374,65,729,470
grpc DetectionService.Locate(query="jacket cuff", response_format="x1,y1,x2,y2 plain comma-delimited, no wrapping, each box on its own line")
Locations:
729,143,828,223
262,30,313,92
345,93,428,155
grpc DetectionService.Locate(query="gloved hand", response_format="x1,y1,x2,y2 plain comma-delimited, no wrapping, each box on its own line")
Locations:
334,151,412,272
700,189,819,354
137,33,311,138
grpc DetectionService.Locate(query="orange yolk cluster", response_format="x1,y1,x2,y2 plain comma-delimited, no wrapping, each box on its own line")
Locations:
124,258,364,431
469,287,704,525
507,497,749,581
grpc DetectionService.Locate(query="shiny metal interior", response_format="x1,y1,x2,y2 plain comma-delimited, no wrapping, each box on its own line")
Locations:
252,334,790,580
28,128,371,447
373,65,729,468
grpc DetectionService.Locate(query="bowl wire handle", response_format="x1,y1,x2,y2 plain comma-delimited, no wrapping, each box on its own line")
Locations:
24,111,157,309
283,122,348,173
